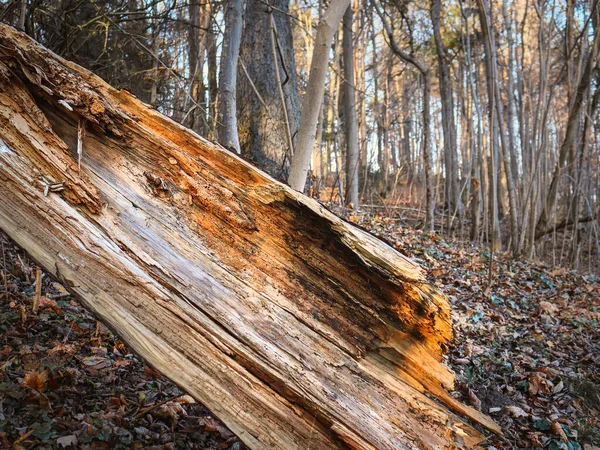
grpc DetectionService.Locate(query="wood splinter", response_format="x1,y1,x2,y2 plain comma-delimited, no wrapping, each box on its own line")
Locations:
77,117,86,171
39,176,65,197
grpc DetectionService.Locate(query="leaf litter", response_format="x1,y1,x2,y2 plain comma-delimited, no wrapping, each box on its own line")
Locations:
0,232,246,450
343,209,599,450
2,206,600,449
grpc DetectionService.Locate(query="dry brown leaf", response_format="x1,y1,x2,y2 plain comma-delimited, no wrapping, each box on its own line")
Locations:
143,366,162,379
48,343,77,355
539,301,559,316
39,296,61,312
177,395,196,404
82,356,111,371
199,417,235,439
431,268,444,277
528,372,553,396
156,401,186,423
551,421,569,442
23,369,48,391
56,434,78,448
527,432,544,447
51,282,69,295
504,405,528,418
459,384,482,411
113,359,132,368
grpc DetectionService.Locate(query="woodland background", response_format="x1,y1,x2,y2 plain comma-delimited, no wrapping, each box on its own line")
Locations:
0,1,599,449
1,0,599,274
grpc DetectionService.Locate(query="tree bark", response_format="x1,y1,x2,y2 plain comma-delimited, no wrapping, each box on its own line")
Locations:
288,0,350,191
342,6,359,208
0,25,500,450
238,0,300,179
217,0,244,154
430,0,462,227
477,0,519,254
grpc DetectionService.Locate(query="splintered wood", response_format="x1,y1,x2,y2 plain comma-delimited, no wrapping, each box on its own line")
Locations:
0,24,500,449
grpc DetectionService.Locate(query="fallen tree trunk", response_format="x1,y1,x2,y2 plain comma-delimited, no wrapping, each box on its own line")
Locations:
0,25,500,449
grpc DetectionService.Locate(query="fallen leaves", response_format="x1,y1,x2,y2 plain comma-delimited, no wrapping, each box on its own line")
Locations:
338,210,600,449
529,372,553,396
551,421,569,442
504,405,528,418
539,300,560,317
459,383,482,411
56,434,78,448
23,370,49,391
0,231,245,450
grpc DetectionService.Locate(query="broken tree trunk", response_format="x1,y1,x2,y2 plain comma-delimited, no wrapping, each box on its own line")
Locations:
0,25,500,449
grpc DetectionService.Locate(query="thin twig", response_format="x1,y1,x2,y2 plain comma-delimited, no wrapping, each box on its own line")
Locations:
239,60,267,109
32,266,41,314
133,394,184,418
1,238,7,300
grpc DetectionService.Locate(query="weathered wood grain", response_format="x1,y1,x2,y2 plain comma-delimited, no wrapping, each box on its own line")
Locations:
0,24,500,449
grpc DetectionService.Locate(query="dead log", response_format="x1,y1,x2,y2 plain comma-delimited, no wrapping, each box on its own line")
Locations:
0,24,500,449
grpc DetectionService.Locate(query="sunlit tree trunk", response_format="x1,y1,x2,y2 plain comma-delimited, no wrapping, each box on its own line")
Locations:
216,0,244,154
288,0,350,191
342,6,359,208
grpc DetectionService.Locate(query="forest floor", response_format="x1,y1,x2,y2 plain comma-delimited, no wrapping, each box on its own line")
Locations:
1,208,599,449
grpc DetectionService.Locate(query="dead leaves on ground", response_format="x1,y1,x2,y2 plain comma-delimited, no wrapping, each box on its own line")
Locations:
342,210,600,450
0,232,245,449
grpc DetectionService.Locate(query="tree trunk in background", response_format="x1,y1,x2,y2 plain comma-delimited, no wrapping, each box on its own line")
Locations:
501,0,521,192
207,11,219,139
535,16,600,239
149,2,161,106
288,0,350,191
19,0,26,30
430,0,462,227
0,25,501,450
342,6,359,208
238,0,300,179
372,26,383,193
184,0,209,135
402,82,412,183
477,0,519,254
376,0,435,231
217,0,244,154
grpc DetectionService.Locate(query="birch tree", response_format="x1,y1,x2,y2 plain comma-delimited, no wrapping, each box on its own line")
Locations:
216,0,244,154
288,0,351,192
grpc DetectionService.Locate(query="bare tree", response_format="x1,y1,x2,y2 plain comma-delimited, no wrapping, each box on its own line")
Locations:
536,13,600,239
288,0,351,192
375,0,435,231
342,6,359,207
217,0,244,154
238,0,301,178
430,0,462,226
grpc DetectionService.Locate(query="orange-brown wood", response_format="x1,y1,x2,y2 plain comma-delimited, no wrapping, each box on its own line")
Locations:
0,24,500,449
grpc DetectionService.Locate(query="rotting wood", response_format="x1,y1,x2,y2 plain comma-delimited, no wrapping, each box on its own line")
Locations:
0,24,500,449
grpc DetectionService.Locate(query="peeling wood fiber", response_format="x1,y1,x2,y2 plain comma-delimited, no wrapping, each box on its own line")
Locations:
0,24,500,450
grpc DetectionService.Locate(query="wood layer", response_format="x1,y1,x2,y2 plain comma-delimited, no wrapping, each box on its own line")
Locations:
0,24,499,449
